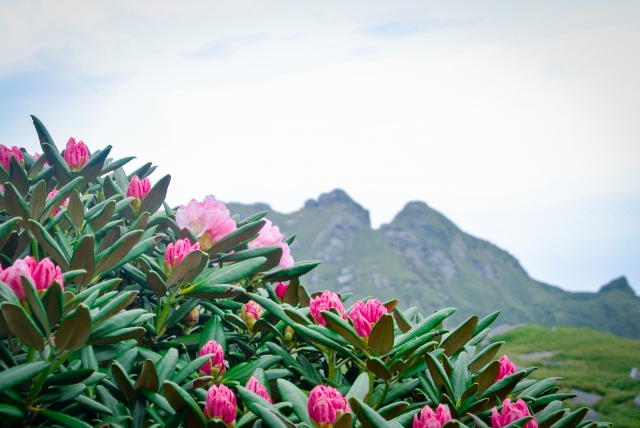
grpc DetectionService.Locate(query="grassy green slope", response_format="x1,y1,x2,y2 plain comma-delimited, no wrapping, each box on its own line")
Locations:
226,189,640,337
491,325,640,428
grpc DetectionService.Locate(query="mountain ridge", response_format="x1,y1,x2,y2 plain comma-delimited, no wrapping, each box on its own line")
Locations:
226,188,640,339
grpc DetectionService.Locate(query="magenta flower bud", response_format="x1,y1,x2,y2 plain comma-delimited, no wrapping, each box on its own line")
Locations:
164,238,200,272
176,196,236,251
248,219,294,268
246,376,272,403
63,137,89,171
46,190,69,217
127,175,151,200
199,340,226,377
310,291,346,326
274,281,288,301
0,145,24,170
413,404,452,428
239,301,264,330
0,257,64,300
491,399,538,428
348,299,388,339
204,384,237,426
495,355,516,383
308,385,350,428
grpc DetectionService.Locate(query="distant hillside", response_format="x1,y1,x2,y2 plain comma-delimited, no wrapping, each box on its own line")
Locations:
226,189,640,339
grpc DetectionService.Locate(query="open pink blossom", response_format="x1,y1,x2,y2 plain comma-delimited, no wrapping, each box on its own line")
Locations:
0,145,24,170
491,399,538,428
0,256,63,299
127,175,151,200
46,190,69,217
495,355,516,383
240,301,264,330
308,385,349,427
175,196,236,251
413,404,452,428
204,384,236,425
199,340,226,377
247,219,294,268
275,282,288,301
246,376,272,403
63,137,89,171
348,299,388,339
310,290,346,326
164,238,200,271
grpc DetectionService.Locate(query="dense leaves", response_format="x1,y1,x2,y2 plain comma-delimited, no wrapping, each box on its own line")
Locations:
0,117,608,428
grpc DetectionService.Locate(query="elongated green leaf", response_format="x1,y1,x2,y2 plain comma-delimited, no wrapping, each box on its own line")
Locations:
95,230,143,275
451,351,469,402
207,220,266,255
40,176,83,221
213,245,280,264
163,380,207,428
262,260,322,282
182,284,245,299
101,156,136,175
71,235,95,285
40,409,92,428
276,379,311,424
44,368,94,386
469,341,502,373
67,190,84,228
9,156,29,195
31,115,57,149
1,302,44,352
425,352,453,396
224,356,282,382
135,359,160,393
0,404,23,418
291,324,356,358
74,394,114,416
199,315,226,351
56,304,91,351
0,361,49,390
349,398,396,428
29,180,47,220
321,310,366,352
369,313,394,356
394,308,456,349
202,257,267,284
29,220,70,270
3,183,30,230
22,277,49,335
139,174,171,215
88,327,145,345
79,145,111,185
440,315,478,357
166,250,206,287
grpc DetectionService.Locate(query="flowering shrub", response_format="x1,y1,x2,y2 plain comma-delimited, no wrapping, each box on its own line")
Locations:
0,117,607,428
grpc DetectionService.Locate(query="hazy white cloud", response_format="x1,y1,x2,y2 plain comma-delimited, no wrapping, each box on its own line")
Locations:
1,0,639,293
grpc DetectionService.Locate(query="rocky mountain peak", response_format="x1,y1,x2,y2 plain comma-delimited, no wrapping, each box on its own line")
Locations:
304,189,370,227
598,276,636,296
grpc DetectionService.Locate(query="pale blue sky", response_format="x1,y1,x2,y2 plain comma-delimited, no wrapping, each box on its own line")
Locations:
1,0,639,293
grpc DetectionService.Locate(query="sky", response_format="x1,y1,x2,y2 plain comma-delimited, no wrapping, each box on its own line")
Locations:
1,0,639,293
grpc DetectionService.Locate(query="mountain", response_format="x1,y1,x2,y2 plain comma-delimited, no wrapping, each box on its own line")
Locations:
226,189,640,339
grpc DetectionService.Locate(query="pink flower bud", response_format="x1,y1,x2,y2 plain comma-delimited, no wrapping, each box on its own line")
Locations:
495,355,516,383
274,282,288,301
413,404,452,428
491,399,538,428
246,376,272,403
240,301,264,330
248,219,294,268
126,175,151,200
310,291,346,326
199,340,226,377
348,299,388,339
0,145,24,170
204,384,237,425
164,238,200,271
308,385,350,427
0,257,64,299
46,190,69,217
63,137,89,171
176,196,236,251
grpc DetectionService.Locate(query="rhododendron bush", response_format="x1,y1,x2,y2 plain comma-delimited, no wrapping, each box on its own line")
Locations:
0,117,608,428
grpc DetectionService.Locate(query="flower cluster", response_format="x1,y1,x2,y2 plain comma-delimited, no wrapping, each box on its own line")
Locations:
348,298,388,339
491,399,538,428
0,256,63,299
0,144,24,170
199,340,226,377
176,196,237,251
310,290,346,325
164,238,200,272
248,219,294,268
239,301,264,330
308,385,350,427
413,404,452,428
63,137,89,171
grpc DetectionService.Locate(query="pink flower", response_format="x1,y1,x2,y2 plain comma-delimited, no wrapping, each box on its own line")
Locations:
199,340,226,377
0,257,64,299
275,281,288,301
348,299,388,339
246,376,272,403
63,137,89,171
204,384,236,425
126,175,151,200
413,404,452,428
495,355,516,383
240,301,264,330
164,238,200,271
0,145,24,170
308,385,350,428
310,291,346,326
247,219,294,268
46,190,69,217
491,399,538,428
175,196,236,251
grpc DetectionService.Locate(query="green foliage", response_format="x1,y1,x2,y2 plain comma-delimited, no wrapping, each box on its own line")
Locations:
0,117,608,427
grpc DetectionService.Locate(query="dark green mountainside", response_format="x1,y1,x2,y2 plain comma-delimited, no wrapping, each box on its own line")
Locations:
226,189,640,339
